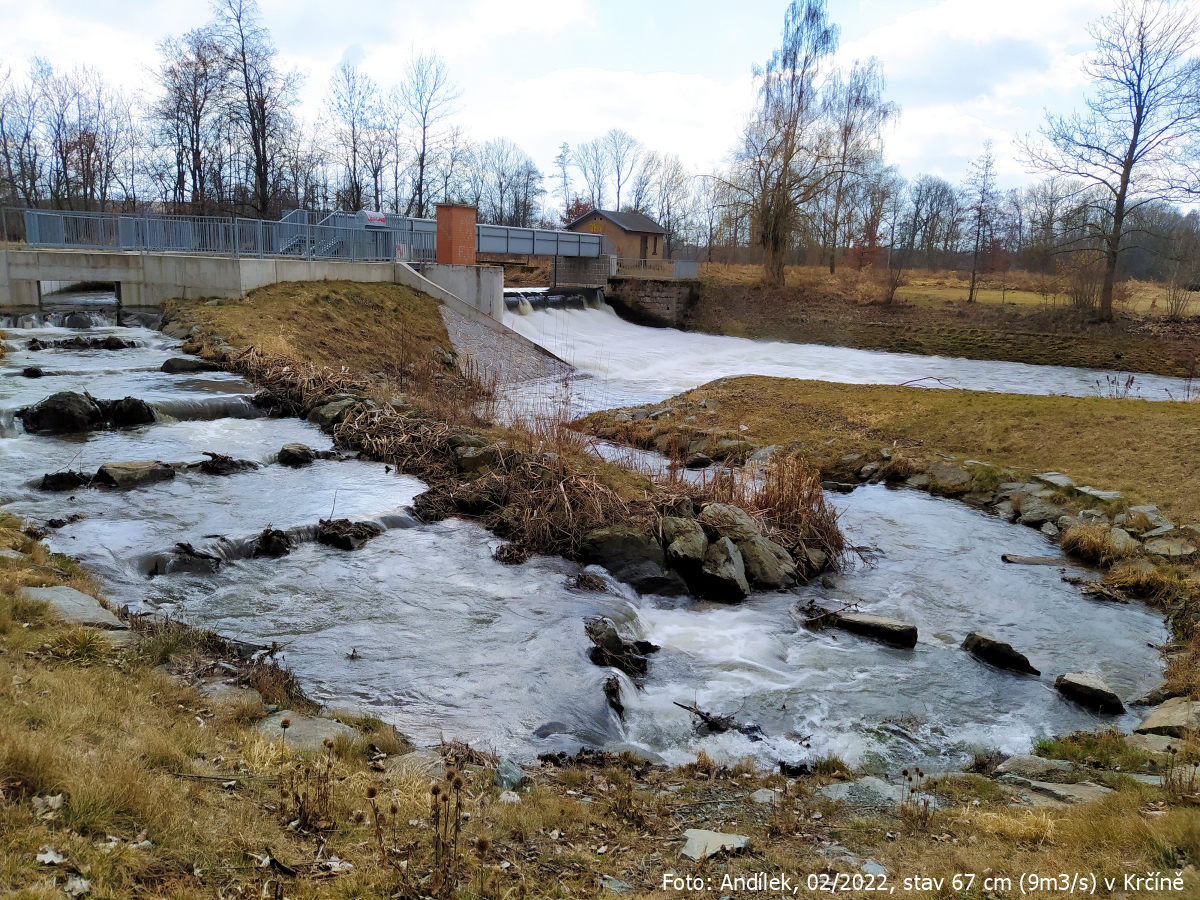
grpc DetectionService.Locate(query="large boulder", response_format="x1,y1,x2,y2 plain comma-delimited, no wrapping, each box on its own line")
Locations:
17,586,126,631
455,445,501,474
697,503,760,542
17,391,103,434
1134,697,1200,738
581,526,687,596
929,461,973,493
736,534,796,590
700,537,750,602
662,516,707,569
307,398,359,431
1017,496,1069,528
93,460,176,489
1055,672,1124,714
961,632,1040,675
161,357,220,374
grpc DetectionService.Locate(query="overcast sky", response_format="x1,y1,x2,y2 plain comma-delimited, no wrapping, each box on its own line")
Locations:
0,0,1119,193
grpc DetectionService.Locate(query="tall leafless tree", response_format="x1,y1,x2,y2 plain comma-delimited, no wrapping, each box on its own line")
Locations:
963,141,998,302
401,52,459,218
821,57,897,273
1023,0,1200,320
211,0,299,216
735,0,839,285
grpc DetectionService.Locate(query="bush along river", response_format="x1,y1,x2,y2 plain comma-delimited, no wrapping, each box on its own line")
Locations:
0,297,1173,775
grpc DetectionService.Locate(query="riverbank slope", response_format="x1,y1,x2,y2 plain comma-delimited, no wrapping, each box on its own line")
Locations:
685,266,1200,378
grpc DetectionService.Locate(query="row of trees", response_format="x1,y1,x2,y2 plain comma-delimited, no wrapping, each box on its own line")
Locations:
0,0,1196,317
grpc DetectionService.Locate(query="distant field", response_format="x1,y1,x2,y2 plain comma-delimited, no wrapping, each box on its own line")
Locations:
697,263,1179,315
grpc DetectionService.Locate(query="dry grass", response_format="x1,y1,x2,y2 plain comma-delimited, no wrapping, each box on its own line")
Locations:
168,281,452,374
580,376,1200,523
1061,524,1140,566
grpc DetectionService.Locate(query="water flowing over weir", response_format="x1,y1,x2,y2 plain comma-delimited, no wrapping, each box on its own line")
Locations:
503,303,1196,412
0,296,1169,770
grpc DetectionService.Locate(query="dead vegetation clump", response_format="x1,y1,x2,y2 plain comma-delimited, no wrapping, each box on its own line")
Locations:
1061,524,1140,566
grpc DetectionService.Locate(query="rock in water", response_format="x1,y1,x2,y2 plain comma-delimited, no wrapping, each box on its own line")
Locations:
277,443,315,467
584,616,659,677
40,471,91,492
662,516,707,570
580,525,687,596
151,543,222,576
736,533,796,589
198,452,259,476
316,518,384,551
253,528,293,558
21,366,43,378
700,536,750,601
828,612,918,649
161,357,219,373
17,392,103,434
99,397,156,428
64,312,93,329
961,632,1040,675
93,461,176,489
1055,672,1125,713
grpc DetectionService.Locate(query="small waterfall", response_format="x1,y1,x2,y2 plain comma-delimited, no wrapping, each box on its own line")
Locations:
151,396,267,422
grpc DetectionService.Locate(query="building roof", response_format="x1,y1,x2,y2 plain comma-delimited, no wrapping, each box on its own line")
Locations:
568,209,666,235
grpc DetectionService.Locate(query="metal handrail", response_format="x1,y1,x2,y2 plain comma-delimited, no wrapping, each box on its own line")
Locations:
13,207,601,263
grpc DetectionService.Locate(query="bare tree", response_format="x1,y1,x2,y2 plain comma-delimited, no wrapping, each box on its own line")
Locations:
211,0,299,216
401,52,459,218
573,137,607,208
326,60,379,211
603,127,640,210
963,141,998,302
1022,0,1200,320
553,140,572,214
151,27,226,211
735,0,839,285
821,57,897,273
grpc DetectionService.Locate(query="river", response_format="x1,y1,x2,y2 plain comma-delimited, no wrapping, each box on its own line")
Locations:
0,299,1168,771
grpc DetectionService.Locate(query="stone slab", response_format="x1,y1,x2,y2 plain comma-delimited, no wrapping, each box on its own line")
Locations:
17,586,126,630
256,711,357,752
679,829,750,860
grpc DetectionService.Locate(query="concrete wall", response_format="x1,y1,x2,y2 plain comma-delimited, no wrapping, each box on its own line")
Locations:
0,249,504,322
606,276,700,328
554,255,611,289
412,262,503,319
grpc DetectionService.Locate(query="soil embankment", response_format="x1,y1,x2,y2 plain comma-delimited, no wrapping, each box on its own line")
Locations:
683,267,1200,378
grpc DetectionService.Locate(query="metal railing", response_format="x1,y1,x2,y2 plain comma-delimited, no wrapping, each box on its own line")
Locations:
16,208,603,263
612,257,698,279
20,208,438,263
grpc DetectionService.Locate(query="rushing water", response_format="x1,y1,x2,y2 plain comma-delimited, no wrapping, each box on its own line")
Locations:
0,299,1169,770
504,303,1196,413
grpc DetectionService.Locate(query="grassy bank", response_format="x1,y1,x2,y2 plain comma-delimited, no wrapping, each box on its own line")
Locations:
167,282,842,569
687,265,1200,378
581,376,1200,523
